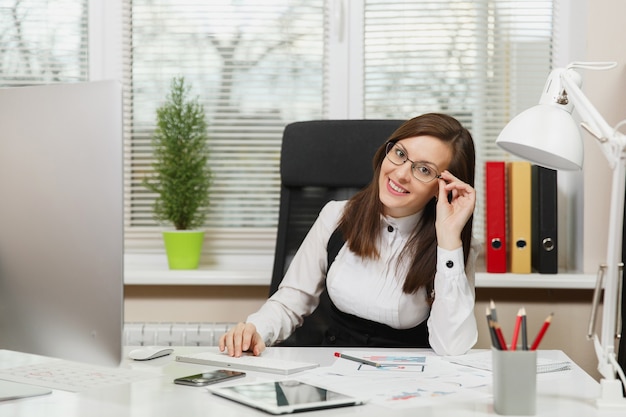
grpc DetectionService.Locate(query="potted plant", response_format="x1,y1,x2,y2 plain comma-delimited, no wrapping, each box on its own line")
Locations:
143,77,212,269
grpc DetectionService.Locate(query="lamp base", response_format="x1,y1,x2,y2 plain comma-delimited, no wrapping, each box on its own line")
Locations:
596,379,626,409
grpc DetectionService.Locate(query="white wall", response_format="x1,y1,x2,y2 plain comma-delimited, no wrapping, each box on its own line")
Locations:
124,0,626,380
582,0,626,273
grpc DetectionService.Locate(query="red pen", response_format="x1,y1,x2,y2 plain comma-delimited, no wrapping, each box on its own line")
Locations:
530,313,553,351
510,307,524,351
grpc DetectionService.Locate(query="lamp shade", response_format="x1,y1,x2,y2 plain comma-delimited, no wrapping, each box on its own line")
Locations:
496,104,583,171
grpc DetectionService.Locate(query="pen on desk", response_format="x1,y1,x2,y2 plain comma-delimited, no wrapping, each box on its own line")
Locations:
530,313,554,351
521,308,528,350
510,307,523,351
334,352,381,368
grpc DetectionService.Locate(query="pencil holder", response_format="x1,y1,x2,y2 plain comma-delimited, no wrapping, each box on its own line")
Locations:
492,348,537,415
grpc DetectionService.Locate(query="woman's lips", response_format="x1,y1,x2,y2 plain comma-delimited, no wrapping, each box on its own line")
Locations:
388,178,408,194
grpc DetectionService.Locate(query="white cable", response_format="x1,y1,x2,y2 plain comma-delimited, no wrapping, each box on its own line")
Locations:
613,120,626,136
567,61,618,71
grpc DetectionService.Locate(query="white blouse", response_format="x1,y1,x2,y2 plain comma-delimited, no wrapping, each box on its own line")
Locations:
247,200,478,356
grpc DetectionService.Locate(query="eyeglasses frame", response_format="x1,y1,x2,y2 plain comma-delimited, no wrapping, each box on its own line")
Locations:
384,141,442,184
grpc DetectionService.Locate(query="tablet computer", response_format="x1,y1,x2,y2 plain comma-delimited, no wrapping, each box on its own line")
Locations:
208,380,366,415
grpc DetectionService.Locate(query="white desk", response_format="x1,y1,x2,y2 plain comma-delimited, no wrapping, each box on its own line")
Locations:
0,347,623,417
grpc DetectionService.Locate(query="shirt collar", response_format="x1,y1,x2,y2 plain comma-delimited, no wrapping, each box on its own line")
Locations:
382,210,422,235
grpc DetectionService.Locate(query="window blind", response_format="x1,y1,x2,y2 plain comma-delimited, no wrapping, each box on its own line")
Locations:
124,0,325,253
0,0,557,261
0,0,88,86
361,0,554,245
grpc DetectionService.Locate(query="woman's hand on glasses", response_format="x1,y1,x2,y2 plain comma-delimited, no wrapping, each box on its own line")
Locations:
434,170,476,250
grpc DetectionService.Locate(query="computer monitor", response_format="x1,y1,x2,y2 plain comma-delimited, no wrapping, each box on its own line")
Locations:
0,81,124,371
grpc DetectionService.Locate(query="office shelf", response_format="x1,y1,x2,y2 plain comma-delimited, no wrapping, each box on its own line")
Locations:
474,272,596,289
125,253,596,288
124,250,596,289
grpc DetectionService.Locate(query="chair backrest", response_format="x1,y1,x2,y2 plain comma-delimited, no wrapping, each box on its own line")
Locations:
270,119,405,346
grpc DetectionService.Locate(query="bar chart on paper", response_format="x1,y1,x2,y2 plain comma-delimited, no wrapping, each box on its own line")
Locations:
333,351,428,373
304,350,492,409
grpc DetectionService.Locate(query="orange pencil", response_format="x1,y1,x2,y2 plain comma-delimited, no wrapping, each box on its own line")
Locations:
510,307,524,351
530,313,553,351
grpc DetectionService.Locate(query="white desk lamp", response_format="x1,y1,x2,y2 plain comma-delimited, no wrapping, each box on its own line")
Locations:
496,61,626,408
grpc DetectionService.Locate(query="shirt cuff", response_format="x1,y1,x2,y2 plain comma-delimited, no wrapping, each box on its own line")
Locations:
436,246,465,275
246,313,275,346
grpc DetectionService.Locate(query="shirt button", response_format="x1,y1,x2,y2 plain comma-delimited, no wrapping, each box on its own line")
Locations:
387,225,394,232
446,260,454,268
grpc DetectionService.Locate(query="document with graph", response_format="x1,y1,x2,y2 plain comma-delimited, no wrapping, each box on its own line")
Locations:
297,350,491,409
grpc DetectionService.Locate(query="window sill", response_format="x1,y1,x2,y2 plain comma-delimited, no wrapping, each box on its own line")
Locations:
124,268,272,286
124,253,272,286
124,254,596,288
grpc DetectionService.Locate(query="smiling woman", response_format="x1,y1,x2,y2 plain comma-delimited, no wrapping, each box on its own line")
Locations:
219,113,479,357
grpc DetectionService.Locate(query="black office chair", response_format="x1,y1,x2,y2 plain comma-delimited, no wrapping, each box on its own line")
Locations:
270,119,405,346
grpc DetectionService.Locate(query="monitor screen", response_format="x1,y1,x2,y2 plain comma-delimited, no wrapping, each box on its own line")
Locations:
0,81,124,368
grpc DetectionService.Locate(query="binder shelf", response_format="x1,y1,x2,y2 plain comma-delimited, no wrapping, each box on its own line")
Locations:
474,272,596,289
125,266,596,289
125,253,596,288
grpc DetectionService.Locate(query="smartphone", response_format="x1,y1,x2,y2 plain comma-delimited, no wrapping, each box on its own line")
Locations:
174,369,246,387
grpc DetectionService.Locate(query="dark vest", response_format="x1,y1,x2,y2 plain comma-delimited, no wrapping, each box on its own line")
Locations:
321,228,430,348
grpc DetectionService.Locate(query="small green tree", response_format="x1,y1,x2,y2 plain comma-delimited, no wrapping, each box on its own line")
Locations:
143,77,212,230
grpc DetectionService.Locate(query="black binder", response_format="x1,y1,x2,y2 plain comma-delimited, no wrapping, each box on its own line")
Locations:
531,165,558,273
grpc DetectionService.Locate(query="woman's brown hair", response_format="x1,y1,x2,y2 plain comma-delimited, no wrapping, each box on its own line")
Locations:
337,113,475,299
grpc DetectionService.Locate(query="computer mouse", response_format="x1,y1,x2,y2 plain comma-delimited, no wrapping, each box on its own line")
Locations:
128,346,174,361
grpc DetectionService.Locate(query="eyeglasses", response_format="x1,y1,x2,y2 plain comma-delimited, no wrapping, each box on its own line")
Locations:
385,142,442,183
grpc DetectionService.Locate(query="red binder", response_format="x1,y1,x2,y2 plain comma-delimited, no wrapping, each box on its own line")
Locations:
485,162,507,272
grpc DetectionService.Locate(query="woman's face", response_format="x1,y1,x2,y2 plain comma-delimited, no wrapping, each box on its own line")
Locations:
378,135,452,218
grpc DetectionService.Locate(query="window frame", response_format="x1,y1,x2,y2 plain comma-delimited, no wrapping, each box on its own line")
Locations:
89,0,585,281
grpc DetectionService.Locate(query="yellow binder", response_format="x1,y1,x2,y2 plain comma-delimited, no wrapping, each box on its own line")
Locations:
508,161,532,273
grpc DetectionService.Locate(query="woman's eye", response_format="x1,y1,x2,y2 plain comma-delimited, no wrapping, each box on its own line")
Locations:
418,165,431,175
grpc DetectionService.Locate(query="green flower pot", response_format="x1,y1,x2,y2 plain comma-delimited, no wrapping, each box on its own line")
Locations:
162,231,205,269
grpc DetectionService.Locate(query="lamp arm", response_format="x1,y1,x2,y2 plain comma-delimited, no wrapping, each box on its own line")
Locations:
558,67,626,404
594,162,625,382
560,69,626,168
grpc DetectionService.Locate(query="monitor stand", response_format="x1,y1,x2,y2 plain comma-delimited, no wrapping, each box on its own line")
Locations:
0,380,51,401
